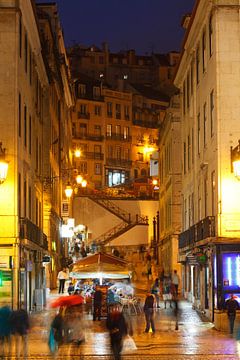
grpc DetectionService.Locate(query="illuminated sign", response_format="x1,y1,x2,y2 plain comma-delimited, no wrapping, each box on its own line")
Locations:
222,253,240,290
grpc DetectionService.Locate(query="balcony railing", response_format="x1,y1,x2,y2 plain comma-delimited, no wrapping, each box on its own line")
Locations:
179,216,215,249
133,119,158,129
105,134,132,142
106,158,132,167
81,152,104,160
73,133,104,142
20,217,48,250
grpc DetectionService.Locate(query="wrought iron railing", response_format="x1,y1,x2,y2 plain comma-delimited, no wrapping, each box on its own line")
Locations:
19,217,48,250
179,216,215,249
106,158,132,167
73,133,104,142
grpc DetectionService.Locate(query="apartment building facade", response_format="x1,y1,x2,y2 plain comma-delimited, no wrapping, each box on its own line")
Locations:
175,0,240,329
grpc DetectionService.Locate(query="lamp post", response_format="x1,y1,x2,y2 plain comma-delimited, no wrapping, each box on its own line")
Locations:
0,142,8,184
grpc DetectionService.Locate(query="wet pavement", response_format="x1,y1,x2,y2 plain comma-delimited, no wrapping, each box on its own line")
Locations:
3,285,239,360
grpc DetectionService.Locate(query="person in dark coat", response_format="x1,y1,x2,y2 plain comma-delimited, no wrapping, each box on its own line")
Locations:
225,294,239,334
143,291,155,333
93,289,102,321
106,303,128,360
0,305,12,357
10,308,30,359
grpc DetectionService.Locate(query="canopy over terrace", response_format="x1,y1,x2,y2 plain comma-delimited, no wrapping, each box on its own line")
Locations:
70,252,131,283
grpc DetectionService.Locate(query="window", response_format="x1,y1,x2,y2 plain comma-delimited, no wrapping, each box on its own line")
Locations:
18,93,21,137
94,105,101,116
28,185,32,219
18,173,21,217
197,113,200,155
80,123,87,136
94,125,101,136
80,104,87,114
77,84,86,97
24,105,27,147
116,146,121,159
190,62,194,95
124,148,130,160
209,16,213,57
196,47,200,84
210,90,214,137
183,142,186,174
211,170,216,215
24,33,28,73
198,184,201,221
138,152,143,162
19,17,22,58
202,31,206,73
204,177,208,217
29,115,32,154
79,162,87,174
192,128,194,165
124,105,130,120
183,81,186,115
187,73,190,108
108,145,113,158
95,163,102,175
203,103,207,148
116,104,121,119
107,102,112,117
115,125,120,137
24,179,27,217
99,56,104,64
106,124,112,137
93,86,100,98
187,134,191,170
123,126,129,139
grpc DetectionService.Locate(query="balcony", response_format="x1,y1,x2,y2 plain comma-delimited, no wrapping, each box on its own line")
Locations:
77,112,90,119
133,119,158,129
73,133,104,142
20,217,48,250
106,133,132,142
81,152,104,160
106,158,132,168
179,216,215,249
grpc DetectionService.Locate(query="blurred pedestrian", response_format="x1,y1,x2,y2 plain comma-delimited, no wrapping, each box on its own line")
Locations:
143,291,155,333
0,305,12,358
225,294,239,334
85,289,93,314
93,288,102,321
162,276,172,309
49,310,64,356
151,278,161,308
146,260,152,281
106,303,128,360
10,308,30,360
172,270,180,296
57,267,68,294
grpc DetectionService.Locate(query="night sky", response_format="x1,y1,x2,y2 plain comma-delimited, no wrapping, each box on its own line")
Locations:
36,0,196,54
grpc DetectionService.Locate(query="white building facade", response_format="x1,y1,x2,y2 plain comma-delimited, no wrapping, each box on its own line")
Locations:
175,0,240,330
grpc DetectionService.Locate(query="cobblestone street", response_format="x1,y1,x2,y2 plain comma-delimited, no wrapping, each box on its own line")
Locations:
4,290,239,360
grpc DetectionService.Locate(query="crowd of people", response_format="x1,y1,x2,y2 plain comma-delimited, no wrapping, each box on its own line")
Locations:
0,306,30,359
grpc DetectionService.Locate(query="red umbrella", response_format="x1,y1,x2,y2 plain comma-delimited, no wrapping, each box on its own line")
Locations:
51,294,84,308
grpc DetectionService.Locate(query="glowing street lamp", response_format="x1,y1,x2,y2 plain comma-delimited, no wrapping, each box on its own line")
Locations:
64,182,73,198
74,149,81,158
76,175,83,184
0,142,8,184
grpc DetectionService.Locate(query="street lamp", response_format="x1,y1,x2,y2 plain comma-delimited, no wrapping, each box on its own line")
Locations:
0,142,8,184
64,181,73,198
231,140,240,179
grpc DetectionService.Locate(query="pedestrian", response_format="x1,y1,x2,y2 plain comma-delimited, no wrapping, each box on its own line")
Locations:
0,305,12,358
162,276,172,309
146,260,152,281
85,289,93,314
225,294,239,334
49,310,64,355
57,267,68,294
143,291,155,333
67,282,75,295
93,288,102,321
106,303,128,360
151,278,161,308
172,269,180,296
10,308,30,360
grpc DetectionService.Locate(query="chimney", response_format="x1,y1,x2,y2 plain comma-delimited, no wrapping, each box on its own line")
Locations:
181,14,191,30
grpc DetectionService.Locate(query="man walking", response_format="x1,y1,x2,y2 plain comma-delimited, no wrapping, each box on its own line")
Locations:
143,291,155,334
225,294,239,334
57,268,68,294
